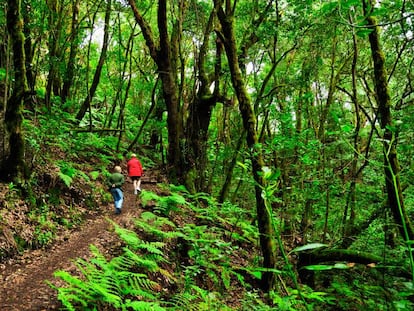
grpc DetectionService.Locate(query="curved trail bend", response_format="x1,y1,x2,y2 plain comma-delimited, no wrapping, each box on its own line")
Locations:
0,179,156,311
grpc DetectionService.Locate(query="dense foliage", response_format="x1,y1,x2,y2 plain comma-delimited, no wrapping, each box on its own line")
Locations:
1,0,414,309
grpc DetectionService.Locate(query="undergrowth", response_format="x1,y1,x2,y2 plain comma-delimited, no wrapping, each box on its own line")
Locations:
52,185,334,310
0,107,118,257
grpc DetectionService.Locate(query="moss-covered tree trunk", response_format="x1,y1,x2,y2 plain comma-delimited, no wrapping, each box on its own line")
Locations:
363,0,414,240
2,0,29,182
128,0,186,184
22,0,35,94
215,1,277,291
185,10,225,193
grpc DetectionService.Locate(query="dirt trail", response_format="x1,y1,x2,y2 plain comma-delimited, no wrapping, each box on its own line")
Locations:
0,180,154,311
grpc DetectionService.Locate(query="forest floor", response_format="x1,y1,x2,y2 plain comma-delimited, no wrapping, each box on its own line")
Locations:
0,175,160,311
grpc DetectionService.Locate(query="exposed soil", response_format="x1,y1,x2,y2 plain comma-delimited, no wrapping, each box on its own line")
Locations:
0,179,159,311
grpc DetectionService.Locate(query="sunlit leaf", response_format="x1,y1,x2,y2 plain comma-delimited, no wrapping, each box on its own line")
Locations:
333,263,349,269
290,243,328,253
304,265,333,271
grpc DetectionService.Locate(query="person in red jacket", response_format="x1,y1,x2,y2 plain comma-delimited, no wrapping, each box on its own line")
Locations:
127,153,143,194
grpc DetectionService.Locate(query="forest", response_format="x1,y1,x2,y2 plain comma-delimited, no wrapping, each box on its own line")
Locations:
1,0,414,310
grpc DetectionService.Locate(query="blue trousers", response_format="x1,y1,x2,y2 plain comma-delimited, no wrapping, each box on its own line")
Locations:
110,188,123,210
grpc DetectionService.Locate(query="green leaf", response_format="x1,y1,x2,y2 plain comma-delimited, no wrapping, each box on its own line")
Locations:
341,124,354,133
333,263,350,269
58,172,73,187
237,161,248,171
262,166,272,179
290,243,328,253
251,270,262,279
304,264,333,271
356,28,374,38
385,124,397,133
90,171,100,180
0,68,6,80
320,2,338,14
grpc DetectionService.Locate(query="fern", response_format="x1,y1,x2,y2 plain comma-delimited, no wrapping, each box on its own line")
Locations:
89,171,100,180
126,274,160,294
58,171,73,187
124,300,166,311
112,222,167,254
134,212,184,240
54,242,164,310
140,191,187,216
112,223,143,249
123,247,160,272
221,267,231,290
54,186,284,310
166,293,198,311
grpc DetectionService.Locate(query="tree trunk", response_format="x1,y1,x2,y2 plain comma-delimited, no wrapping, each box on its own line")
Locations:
22,0,35,95
1,0,29,182
61,0,80,104
184,9,226,193
106,23,135,131
363,0,414,241
128,0,185,184
215,1,277,291
218,131,245,203
156,0,184,183
76,0,111,123
45,0,64,110
342,23,362,239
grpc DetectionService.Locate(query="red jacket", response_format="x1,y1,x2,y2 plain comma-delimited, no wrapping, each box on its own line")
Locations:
127,157,143,177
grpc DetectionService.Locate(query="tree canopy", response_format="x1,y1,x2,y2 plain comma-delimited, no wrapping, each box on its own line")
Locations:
1,0,414,309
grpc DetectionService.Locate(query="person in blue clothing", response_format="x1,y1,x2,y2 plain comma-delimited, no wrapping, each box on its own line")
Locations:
108,165,125,214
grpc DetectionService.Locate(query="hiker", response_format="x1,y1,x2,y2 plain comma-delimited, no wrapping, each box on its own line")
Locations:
127,153,143,194
108,165,125,214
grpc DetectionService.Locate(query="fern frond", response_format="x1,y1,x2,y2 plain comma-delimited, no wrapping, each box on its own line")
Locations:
123,248,159,272
141,191,187,216
221,267,231,290
140,211,178,228
128,277,159,296
91,282,122,307
111,252,138,270
54,271,97,310
89,245,112,271
158,268,177,283
140,211,158,221
54,270,85,288
167,291,201,311
136,241,165,255
169,184,189,193
57,292,88,311
230,269,247,288
58,172,73,187
113,225,143,249
124,300,166,311
140,191,161,207
134,213,184,241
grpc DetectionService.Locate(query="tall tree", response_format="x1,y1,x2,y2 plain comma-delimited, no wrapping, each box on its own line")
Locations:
128,0,186,184
1,0,29,181
22,0,35,94
214,0,277,291
44,0,65,109
76,0,111,124
362,0,414,240
61,0,81,104
185,6,223,193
